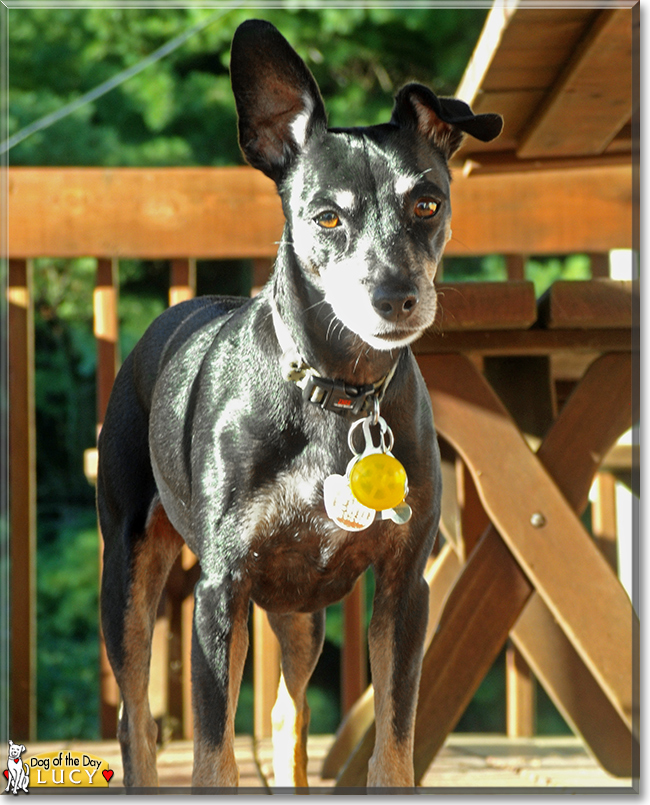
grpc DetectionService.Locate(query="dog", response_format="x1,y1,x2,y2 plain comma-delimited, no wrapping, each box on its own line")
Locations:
5,741,29,795
97,19,502,789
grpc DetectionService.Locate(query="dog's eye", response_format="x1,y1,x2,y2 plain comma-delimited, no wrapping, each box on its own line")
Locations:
414,198,440,219
315,211,340,229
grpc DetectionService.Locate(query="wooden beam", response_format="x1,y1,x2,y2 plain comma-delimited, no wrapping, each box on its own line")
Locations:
7,164,633,258
518,9,633,159
421,353,636,732
8,258,36,740
447,165,632,256
7,167,285,260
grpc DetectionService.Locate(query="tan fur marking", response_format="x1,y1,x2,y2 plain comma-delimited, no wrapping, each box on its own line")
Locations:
117,501,183,787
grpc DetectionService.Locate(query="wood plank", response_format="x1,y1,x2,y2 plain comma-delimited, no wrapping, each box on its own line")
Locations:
8,258,36,740
518,10,633,159
447,165,633,256
415,327,632,357
434,281,536,331
7,167,284,260
6,164,633,258
420,353,636,730
456,7,600,162
457,8,596,102
459,149,632,174
538,280,635,330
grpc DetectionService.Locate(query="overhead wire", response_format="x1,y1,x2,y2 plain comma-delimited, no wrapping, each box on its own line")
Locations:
1,4,239,155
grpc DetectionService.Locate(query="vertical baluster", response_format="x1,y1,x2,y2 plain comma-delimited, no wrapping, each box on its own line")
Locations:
94,257,121,738
8,258,36,740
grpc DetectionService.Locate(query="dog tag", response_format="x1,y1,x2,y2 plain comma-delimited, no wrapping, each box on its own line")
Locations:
346,413,409,512
349,452,407,511
378,501,413,525
324,474,376,532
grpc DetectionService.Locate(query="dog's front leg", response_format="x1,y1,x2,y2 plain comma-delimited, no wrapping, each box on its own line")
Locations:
267,610,326,788
190,574,249,788
367,551,430,788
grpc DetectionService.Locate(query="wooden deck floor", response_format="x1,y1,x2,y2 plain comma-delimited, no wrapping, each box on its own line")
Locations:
26,734,635,793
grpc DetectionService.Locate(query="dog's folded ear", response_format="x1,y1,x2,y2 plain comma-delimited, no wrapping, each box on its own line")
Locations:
230,20,327,184
391,83,503,159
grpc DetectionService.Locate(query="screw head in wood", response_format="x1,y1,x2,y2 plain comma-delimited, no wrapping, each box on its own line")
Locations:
530,512,546,528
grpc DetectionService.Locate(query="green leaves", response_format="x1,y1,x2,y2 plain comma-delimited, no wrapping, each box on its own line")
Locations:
8,7,487,166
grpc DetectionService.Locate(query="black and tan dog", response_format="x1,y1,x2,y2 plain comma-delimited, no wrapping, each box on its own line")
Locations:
97,19,502,790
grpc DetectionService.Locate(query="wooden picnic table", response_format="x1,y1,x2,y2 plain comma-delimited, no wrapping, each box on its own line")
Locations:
323,278,638,786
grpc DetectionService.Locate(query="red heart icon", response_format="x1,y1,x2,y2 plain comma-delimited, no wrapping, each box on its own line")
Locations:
3,770,8,779
102,769,114,783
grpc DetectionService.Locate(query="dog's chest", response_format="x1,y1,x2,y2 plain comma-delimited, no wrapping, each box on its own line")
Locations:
243,459,378,613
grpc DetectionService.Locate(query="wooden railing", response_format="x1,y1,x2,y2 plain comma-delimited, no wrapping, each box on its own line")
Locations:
6,164,634,746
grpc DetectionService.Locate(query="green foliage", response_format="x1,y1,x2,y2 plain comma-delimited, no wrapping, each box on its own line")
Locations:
527,254,592,297
36,508,100,740
8,7,487,167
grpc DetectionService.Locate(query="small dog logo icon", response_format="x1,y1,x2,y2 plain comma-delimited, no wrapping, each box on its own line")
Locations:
4,741,29,795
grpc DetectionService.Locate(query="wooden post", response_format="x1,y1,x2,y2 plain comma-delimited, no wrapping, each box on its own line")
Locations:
341,576,367,716
589,252,610,278
94,258,119,424
8,258,37,740
455,458,490,561
94,257,121,738
505,254,526,281
592,472,619,572
251,258,273,297
253,604,280,738
169,258,196,306
506,641,536,737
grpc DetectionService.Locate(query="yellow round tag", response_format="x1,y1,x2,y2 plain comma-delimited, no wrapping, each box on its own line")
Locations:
349,453,407,511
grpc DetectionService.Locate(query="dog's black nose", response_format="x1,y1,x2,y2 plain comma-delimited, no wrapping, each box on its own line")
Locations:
372,284,419,322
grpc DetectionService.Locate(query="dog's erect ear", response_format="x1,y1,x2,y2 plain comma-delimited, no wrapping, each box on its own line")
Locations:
230,20,327,184
391,83,503,159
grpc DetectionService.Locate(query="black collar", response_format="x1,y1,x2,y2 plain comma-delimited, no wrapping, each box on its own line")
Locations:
270,298,398,416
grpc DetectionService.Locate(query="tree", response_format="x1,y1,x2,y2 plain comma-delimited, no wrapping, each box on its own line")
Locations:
8,7,487,166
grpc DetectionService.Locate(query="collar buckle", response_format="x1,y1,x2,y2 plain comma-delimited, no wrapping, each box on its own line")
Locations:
302,374,376,416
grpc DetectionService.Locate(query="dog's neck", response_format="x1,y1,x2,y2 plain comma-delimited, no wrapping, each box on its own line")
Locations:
270,246,401,388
